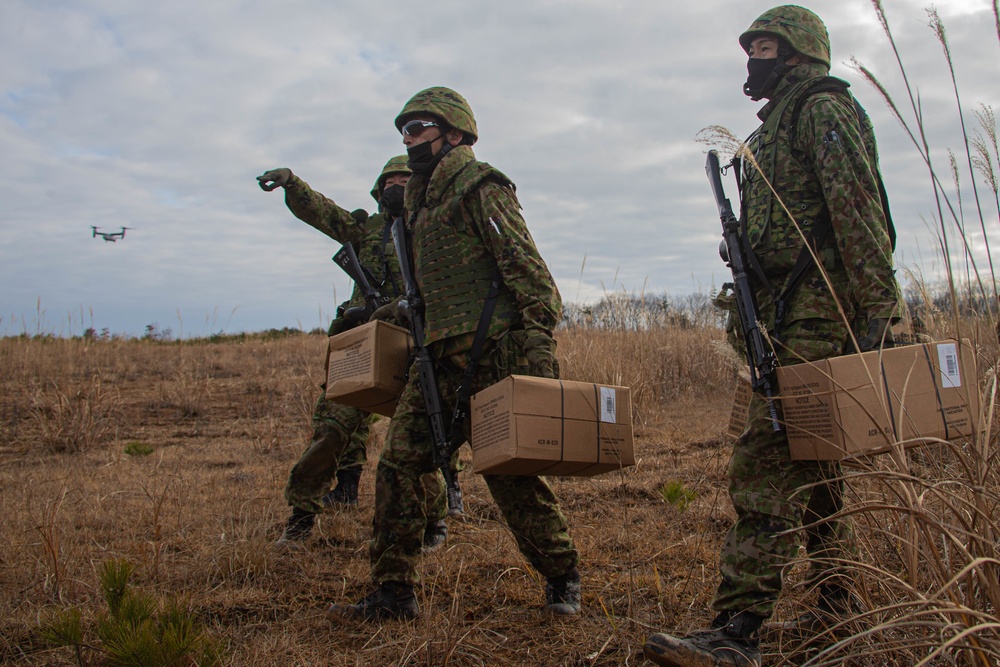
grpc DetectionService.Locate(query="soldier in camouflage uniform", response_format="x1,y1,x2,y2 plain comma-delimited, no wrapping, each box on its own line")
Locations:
257,157,450,550
327,87,581,622
645,7,900,666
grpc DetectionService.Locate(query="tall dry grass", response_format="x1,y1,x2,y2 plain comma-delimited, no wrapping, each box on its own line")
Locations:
792,3,1000,665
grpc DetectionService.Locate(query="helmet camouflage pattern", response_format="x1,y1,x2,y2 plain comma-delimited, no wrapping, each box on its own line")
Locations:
370,154,411,201
739,5,831,68
394,86,478,145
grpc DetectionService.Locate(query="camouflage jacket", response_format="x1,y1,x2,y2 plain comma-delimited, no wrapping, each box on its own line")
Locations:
403,145,561,359
283,175,402,320
740,62,900,330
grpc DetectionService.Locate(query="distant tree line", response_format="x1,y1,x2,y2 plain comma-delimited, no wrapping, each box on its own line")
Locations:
560,291,724,331
903,279,1000,322
10,281,994,341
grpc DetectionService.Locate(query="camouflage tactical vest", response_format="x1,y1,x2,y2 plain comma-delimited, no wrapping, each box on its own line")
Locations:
740,75,839,279
413,158,519,346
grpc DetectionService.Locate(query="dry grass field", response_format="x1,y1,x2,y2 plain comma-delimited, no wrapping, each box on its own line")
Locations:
2,320,999,666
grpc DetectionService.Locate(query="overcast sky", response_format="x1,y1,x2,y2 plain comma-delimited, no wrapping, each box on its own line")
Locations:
3,0,998,337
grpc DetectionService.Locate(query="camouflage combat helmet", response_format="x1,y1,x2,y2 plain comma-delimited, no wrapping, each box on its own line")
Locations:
394,87,478,145
739,5,831,68
370,155,411,201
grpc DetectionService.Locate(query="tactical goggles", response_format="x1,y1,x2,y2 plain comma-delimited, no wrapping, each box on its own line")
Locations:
400,119,440,138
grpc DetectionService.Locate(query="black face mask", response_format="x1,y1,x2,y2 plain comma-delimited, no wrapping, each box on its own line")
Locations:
743,57,780,101
406,139,451,175
379,184,405,217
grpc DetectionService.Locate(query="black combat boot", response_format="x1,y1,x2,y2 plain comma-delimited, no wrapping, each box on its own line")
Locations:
326,581,418,622
545,567,582,615
275,508,315,546
421,519,448,554
644,611,763,667
322,466,361,507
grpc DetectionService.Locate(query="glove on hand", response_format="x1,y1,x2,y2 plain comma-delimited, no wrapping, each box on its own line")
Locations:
257,168,293,192
369,296,404,325
857,317,894,352
523,333,558,379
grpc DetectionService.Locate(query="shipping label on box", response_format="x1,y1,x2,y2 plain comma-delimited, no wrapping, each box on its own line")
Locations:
470,375,635,476
325,320,412,417
776,339,980,460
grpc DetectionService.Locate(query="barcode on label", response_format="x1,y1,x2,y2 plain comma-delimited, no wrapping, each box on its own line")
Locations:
937,343,961,388
600,387,617,423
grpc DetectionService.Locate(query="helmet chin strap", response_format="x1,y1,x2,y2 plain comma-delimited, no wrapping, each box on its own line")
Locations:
763,55,792,93
425,137,453,173
407,132,455,175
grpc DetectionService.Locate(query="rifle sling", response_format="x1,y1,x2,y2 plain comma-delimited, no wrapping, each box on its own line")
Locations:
381,219,401,297
787,79,896,252
447,269,504,446
740,218,831,339
775,218,832,335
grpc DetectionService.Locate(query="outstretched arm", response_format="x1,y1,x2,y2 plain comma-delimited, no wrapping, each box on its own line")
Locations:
257,168,365,245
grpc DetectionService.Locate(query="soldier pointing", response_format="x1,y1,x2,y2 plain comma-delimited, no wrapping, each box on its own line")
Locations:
257,157,452,552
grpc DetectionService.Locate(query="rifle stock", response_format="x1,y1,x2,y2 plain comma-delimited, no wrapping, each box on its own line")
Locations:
390,217,463,513
706,150,782,432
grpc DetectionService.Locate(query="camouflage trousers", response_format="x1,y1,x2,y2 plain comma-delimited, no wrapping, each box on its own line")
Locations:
370,337,579,586
712,318,855,619
283,392,372,514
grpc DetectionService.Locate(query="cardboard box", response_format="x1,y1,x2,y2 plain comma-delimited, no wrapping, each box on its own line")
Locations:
727,369,752,441
325,320,411,417
776,340,980,460
470,375,635,476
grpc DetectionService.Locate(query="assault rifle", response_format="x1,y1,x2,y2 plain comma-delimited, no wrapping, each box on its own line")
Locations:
706,150,781,432
332,242,390,323
389,217,463,514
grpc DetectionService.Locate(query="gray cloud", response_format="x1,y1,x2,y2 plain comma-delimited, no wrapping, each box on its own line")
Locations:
1,0,998,336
